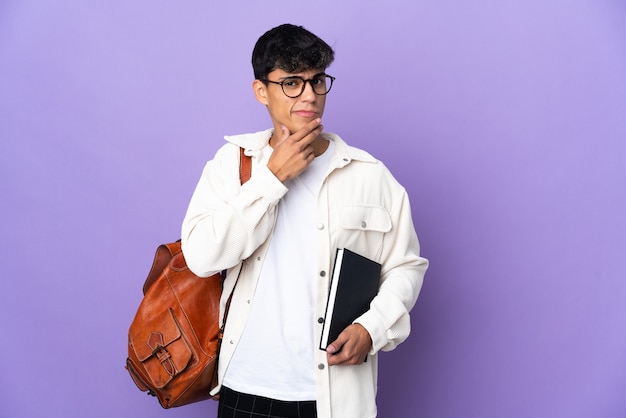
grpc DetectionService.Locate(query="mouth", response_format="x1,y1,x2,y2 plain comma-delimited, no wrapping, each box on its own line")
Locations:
293,109,319,118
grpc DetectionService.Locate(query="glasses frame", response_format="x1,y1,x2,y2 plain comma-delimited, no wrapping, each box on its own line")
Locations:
261,73,336,98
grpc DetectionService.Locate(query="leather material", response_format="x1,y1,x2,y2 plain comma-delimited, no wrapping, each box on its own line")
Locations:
125,147,251,408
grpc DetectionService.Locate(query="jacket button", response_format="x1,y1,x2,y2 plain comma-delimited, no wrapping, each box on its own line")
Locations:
317,223,325,230
320,271,326,277
361,221,367,228
318,364,325,370
318,317,324,323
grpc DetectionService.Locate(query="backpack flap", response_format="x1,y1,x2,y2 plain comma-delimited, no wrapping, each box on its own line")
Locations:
130,308,192,389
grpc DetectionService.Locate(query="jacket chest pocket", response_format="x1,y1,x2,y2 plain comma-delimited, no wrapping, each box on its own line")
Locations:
338,205,391,260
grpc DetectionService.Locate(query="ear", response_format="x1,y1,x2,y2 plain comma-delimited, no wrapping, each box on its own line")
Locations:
252,79,269,105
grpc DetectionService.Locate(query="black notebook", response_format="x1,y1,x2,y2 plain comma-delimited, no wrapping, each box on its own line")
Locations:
320,248,381,350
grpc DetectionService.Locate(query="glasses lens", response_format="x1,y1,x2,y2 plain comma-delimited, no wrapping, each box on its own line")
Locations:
282,77,304,98
311,76,331,95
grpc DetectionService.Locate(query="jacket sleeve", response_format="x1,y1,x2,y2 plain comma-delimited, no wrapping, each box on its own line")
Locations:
355,188,428,353
181,144,288,277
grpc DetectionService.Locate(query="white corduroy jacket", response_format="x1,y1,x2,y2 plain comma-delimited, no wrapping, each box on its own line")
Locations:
181,129,428,418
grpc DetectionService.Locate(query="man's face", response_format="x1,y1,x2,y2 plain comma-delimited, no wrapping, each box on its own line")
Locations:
253,68,328,135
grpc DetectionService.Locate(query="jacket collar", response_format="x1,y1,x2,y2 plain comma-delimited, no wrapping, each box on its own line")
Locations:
224,129,377,166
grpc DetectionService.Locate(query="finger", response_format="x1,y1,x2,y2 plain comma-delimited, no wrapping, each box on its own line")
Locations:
293,118,323,142
327,348,347,366
298,128,324,153
328,346,363,366
327,346,356,366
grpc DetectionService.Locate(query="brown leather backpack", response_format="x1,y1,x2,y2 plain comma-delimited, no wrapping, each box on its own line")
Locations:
125,148,251,408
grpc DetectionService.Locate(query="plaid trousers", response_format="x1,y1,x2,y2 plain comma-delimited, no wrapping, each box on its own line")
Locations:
217,386,317,418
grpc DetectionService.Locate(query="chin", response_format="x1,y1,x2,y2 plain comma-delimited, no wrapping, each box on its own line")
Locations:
285,123,306,134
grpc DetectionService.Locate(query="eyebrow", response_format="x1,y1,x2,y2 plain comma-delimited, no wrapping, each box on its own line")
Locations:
278,72,327,81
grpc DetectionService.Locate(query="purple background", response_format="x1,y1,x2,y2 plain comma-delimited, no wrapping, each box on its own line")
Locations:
1,1,625,417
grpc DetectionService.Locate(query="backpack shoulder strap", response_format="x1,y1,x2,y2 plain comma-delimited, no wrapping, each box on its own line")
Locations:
239,147,252,184
142,148,251,294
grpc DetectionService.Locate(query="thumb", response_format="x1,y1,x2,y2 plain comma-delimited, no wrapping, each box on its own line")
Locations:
326,334,346,354
275,125,290,146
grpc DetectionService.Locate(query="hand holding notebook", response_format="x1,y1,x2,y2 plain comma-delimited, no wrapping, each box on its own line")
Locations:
320,248,381,352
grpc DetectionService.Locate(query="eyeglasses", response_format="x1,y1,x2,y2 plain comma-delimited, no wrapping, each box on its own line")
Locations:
262,74,335,98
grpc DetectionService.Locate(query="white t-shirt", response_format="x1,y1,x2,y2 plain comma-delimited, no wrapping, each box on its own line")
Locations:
223,140,335,401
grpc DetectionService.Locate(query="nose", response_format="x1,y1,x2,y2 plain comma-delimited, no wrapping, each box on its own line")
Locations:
300,80,317,101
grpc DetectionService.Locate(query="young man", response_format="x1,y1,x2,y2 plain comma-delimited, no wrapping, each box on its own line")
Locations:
181,24,428,418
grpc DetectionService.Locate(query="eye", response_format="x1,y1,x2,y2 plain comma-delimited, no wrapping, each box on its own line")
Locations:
312,77,325,86
283,78,303,88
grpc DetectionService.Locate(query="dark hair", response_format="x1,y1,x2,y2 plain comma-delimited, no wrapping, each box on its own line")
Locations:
252,24,335,80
